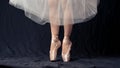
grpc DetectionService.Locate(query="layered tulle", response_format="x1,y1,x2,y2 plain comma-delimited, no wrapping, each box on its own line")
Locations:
9,0,100,26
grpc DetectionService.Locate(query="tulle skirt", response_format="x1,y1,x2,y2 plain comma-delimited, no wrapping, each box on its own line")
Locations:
9,0,100,26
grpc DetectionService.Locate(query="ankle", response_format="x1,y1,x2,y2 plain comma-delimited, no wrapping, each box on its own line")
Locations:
51,36,60,43
63,37,72,45
52,35,59,39
63,36,70,41
64,35,70,39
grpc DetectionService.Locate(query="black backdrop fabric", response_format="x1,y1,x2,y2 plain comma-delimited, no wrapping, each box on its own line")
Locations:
0,0,120,68
0,0,119,58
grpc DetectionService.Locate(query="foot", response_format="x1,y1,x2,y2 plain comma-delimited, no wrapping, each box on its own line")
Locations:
49,36,61,61
62,38,72,62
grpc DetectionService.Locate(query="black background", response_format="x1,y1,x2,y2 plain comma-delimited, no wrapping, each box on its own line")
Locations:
0,0,120,68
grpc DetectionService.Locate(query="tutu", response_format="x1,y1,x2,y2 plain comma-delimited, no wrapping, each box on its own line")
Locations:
9,0,100,26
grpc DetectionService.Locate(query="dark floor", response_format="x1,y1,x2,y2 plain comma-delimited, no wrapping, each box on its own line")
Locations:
0,57,120,68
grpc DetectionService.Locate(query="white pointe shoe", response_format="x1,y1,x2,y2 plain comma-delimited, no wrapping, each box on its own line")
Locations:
49,37,61,61
62,39,72,62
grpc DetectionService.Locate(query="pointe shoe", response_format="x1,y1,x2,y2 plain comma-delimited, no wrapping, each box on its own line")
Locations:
49,37,61,61
62,38,72,62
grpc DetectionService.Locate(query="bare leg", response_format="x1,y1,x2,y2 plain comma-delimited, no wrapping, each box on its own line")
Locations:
48,0,60,38
48,0,61,61
61,0,73,62
61,0,73,39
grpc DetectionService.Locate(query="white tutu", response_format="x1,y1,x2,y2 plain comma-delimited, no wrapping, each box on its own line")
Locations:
9,0,100,26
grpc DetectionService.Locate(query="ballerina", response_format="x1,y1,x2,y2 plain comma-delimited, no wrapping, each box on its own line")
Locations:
9,0,99,62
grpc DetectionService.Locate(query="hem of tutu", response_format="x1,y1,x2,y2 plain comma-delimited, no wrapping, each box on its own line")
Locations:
9,1,98,26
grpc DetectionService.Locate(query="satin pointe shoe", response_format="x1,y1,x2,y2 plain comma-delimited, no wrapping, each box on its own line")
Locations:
62,38,72,62
49,36,61,61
